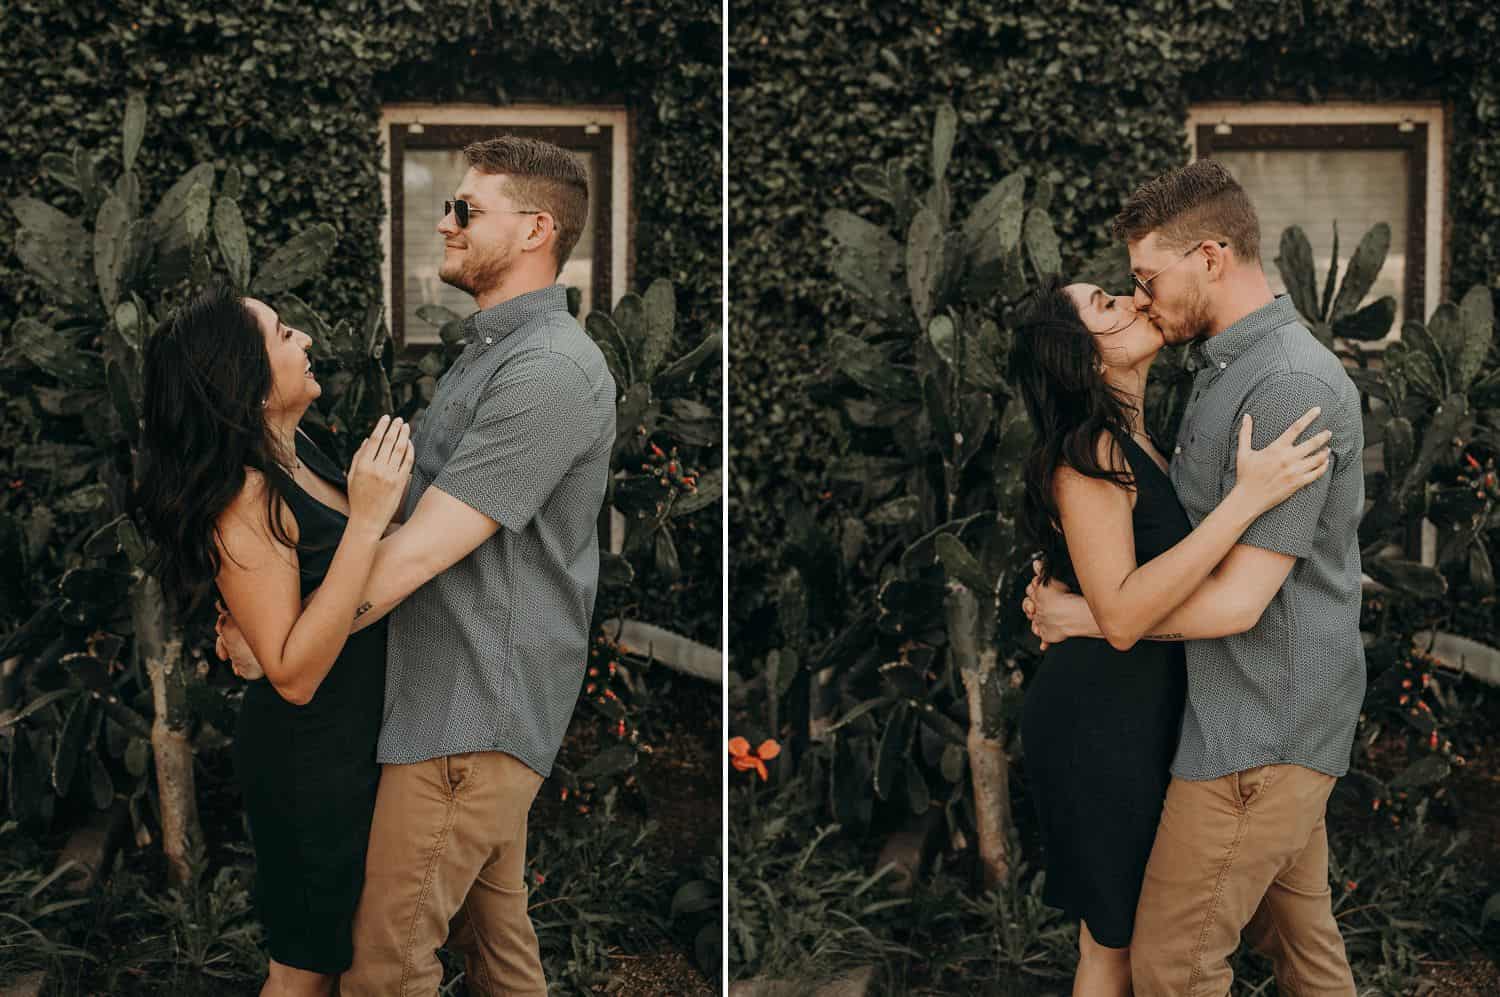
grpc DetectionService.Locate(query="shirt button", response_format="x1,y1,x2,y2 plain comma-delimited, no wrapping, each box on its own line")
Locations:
1218,361,1227,369
484,337,493,345
1174,445,1183,454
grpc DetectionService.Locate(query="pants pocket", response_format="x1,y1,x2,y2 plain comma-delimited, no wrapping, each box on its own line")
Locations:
1235,765,1275,808
441,752,478,794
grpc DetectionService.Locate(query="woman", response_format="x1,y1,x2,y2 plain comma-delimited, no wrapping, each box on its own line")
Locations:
133,283,412,997
1007,277,1330,997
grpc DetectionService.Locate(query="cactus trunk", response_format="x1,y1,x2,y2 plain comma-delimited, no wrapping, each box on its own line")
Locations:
946,583,1011,888
131,575,202,887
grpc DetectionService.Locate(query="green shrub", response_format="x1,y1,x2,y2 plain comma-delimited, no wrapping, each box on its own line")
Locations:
728,778,910,987
527,792,670,992
0,821,95,981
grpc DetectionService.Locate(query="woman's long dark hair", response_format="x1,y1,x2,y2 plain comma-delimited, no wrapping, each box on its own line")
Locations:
1008,276,1140,589
132,283,299,616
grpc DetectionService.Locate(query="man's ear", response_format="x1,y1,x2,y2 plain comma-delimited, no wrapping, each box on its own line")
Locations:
523,211,558,256
1202,239,1230,280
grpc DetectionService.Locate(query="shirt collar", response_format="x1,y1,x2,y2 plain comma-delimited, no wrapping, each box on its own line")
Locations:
1197,294,1301,372
462,285,569,352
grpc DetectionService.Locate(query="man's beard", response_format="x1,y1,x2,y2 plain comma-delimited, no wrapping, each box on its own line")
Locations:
439,244,512,298
1160,285,1214,345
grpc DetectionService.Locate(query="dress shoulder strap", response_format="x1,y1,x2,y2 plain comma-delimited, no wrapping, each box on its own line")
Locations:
295,428,347,486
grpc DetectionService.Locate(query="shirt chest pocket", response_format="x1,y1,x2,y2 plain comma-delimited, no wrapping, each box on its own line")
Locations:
1174,425,1228,512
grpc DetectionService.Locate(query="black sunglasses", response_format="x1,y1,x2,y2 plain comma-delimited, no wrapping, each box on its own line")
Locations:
442,199,541,228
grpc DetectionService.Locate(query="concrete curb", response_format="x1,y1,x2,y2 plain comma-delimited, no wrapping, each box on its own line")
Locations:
0,971,46,997
57,799,131,894
729,965,877,997
875,810,942,896
1414,629,1500,686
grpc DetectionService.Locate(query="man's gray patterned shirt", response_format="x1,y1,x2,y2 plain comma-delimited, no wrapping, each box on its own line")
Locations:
1167,295,1365,781
381,285,616,777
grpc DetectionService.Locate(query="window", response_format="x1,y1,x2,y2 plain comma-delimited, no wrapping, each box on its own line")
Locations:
1188,103,1446,335
379,105,631,348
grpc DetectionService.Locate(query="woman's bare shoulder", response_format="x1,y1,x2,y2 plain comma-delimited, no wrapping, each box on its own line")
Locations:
217,468,299,550
1053,429,1131,484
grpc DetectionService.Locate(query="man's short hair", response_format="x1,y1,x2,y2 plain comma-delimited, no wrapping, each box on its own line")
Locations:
463,136,589,273
1111,159,1261,263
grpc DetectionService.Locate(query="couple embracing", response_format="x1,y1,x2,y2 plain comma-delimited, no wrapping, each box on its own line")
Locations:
132,135,616,996
1011,161,1364,996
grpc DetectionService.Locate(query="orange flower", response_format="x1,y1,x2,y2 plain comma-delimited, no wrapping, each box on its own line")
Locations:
729,736,782,781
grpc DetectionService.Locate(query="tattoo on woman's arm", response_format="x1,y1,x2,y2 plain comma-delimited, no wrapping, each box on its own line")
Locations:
1146,631,1185,641
354,601,373,621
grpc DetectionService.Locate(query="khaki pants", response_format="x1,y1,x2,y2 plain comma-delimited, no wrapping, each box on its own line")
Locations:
1131,764,1356,997
338,751,546,997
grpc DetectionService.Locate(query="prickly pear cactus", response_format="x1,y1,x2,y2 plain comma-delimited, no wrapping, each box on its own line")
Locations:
1361,284,1497,600
803,103,1043,873
1274,221,1399,346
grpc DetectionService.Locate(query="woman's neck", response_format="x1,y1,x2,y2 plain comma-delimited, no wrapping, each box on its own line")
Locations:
265,410,303,469
1106,367,1149,436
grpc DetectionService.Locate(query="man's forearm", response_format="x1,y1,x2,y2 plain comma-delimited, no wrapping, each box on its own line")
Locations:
304,528,441,633
346,527,444,633
1059,594,1104,639
326,484,503,634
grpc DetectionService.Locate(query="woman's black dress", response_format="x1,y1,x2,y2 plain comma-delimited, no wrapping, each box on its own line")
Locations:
1020,433,1190,949
232,432,387,973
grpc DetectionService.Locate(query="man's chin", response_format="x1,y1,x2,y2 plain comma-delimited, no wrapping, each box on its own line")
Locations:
1161,325,1197,347
438,267,474,295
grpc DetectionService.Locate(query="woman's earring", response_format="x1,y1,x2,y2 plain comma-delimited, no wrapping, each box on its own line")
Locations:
261,399,269,408
1095,359,1107,376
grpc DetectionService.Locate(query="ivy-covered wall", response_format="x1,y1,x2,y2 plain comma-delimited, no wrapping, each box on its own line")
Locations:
0,0,723,641
728,0,1500,646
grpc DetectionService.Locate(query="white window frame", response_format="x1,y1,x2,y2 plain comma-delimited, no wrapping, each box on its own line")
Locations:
378,103,632,346
1187,101,1446,323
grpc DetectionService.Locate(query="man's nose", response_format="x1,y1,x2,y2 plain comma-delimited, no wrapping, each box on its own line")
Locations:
437,213,457,236
1130,285,1152,311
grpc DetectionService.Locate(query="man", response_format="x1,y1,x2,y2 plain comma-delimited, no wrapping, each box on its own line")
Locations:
1023,159,1363,996
221,135,616,995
